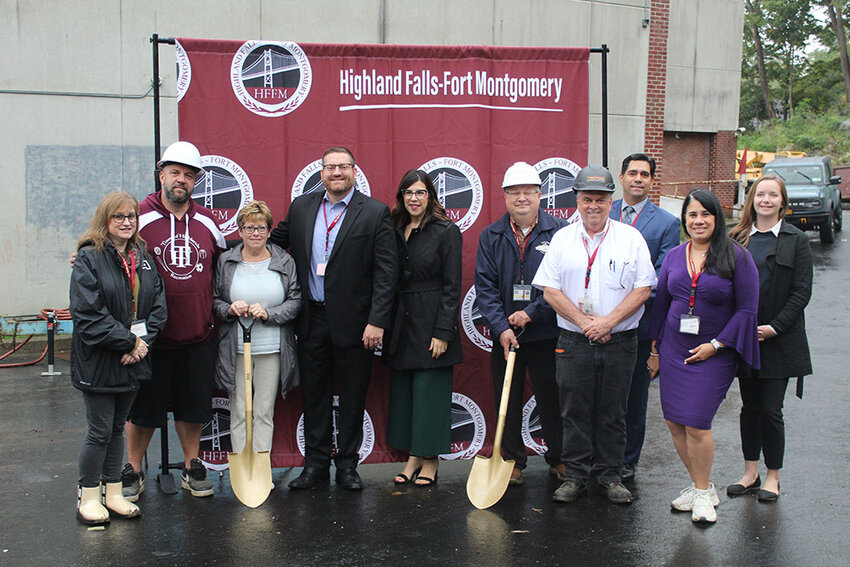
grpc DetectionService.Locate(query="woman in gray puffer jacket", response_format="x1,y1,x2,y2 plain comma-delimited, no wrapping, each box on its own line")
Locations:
213,201,301,457
70,191,167,525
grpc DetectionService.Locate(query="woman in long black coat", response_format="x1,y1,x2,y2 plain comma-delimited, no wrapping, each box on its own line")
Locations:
384,169,463,487
727,175,813,502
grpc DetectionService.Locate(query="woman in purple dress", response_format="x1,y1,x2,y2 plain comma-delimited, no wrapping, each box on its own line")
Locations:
647,190,759,524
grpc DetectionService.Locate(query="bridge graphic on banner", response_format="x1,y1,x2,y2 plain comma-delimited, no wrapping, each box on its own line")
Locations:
196,169,241,209
242,49,298,87
434,171,471,201
540,171,576,208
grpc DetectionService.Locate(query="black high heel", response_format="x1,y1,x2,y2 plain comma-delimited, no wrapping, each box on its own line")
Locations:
414,457,439,487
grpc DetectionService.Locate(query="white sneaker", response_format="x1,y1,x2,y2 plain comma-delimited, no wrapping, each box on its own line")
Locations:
691,488,717,523
671,482,720,511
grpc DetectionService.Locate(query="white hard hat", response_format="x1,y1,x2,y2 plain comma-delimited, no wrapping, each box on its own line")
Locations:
502,161,541,189
157,141,203,171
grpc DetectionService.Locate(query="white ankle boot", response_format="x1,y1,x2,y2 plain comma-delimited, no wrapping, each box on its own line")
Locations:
77,485,110,525
104,482,141,518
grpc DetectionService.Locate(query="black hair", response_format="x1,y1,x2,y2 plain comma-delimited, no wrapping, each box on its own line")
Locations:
681,189,739,279
390,169,449,229
621,153,656,178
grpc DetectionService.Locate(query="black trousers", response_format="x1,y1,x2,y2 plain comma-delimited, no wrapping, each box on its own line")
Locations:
556,330,636,484
738,374,790,470
490,338,563,469
298,306,373,470
623,340,653,466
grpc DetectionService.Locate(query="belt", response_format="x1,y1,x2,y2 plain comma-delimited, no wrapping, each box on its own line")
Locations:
560,328,637,345
309,300,326,309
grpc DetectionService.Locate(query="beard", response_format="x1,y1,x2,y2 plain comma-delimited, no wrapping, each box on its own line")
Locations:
164,183,192,204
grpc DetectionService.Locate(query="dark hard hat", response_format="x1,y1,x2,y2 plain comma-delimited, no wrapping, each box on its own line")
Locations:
573,164,615,192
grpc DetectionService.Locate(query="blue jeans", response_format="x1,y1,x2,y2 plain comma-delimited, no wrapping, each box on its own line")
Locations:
556,330,637,485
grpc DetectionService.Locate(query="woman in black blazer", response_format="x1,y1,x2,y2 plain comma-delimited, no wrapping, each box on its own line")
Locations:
384,169,463,487
727,175,813,502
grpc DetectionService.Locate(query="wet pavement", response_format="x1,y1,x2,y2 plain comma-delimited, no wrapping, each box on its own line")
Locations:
2,216,849,566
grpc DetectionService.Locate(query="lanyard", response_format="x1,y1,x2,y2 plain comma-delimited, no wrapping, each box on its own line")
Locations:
118,251,137,317
581,223,610,290
322,200,349,260
509,218,536,284
686,241,703,314
619,204,644,226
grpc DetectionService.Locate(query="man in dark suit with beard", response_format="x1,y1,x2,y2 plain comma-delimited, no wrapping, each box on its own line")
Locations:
270,147,397,491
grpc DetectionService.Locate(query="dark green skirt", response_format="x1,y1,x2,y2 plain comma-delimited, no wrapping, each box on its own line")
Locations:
386,367,453,456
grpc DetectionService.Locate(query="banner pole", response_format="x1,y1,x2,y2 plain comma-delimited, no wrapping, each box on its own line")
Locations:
150,34,175,191
590,45,610,168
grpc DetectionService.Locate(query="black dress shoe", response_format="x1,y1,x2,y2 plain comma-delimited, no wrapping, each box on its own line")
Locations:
288,466,330,489
620,464,637,483
335,467,363,491
726,476,760,496
757,486,779,502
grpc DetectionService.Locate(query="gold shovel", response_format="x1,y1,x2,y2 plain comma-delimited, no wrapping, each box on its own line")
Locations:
228,316,273,508
467,344,518,509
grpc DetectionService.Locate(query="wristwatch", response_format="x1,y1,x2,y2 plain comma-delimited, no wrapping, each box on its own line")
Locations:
710,338,724,351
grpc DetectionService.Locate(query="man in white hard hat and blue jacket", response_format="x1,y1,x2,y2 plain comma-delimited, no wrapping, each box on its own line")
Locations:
474,161,569,486
533,164,656,505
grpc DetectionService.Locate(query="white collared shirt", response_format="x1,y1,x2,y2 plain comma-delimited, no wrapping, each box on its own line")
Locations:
532,219,657,333
749,219,782,237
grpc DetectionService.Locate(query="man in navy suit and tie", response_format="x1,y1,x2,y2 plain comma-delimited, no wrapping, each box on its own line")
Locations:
609,153,680,482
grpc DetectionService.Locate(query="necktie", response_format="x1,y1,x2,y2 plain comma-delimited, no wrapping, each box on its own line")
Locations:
622,206,635,225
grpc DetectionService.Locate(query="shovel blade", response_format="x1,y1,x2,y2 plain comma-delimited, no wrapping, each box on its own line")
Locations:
466,454,515,510
228,450,273,508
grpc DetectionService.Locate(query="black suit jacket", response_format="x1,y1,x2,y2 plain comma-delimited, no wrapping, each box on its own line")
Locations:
270,190,398,347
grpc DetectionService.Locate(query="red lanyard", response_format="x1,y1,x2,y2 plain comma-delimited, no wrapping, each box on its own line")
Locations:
322,200,349,259
119,251,136,291
619,204,644,226
581,223,610,290
686,242,703,313
509,218,536,283
119,251,137,316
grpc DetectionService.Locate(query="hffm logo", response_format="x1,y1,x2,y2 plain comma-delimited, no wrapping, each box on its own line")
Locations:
231,41,312,117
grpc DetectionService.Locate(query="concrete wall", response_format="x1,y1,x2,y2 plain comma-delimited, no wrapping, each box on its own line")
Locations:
665,0,745,132
0,0,737,315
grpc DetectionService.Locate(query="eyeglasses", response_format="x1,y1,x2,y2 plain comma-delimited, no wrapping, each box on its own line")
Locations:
504,188,539,197
402,189,428,199
322,163,354,173
111,213,138,223
241,225,269,234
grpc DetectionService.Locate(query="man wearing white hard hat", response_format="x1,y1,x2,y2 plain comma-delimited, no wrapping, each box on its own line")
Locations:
474,161,568,487
122,141,226,500
533,164,656,505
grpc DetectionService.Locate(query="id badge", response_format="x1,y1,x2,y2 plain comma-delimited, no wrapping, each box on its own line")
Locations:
130,320,148,338
579,294,594,316
679,314,700,335
316,262,327,276
512,284,532,302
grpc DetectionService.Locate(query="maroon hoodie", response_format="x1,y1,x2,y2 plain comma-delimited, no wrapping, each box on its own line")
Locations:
139,192,225,348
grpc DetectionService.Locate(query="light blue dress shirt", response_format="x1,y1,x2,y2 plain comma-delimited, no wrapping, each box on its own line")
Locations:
308,189,355,301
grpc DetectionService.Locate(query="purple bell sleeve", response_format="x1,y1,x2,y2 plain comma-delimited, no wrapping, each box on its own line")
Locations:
716,246,760,368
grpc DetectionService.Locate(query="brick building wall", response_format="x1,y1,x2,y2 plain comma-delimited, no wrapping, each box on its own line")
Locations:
644,0,739,209
645,0,669,202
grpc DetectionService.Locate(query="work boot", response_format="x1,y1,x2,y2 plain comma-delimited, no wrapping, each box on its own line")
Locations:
182,458,213,497
552,480,586,503
121,463,144,502
77,485,110,525
104,482,140,518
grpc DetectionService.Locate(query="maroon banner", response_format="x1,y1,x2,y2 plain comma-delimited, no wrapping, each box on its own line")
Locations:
176,38,589,469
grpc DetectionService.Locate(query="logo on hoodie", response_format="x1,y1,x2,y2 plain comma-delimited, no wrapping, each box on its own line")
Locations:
534,157,582,220
193,155,254,237
420,157,483,233
231,41,312,117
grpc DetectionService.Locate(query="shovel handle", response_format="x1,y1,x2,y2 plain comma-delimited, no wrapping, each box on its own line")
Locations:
491,345,517,455
238,315,256,342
